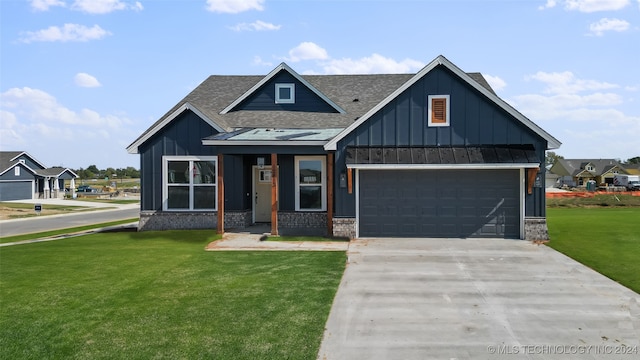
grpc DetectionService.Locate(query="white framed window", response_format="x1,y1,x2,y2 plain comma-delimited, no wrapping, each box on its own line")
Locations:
275,83,295,104
428,94,450,127
14,166,20,176
163,156,217,211
295,156,326,211
586,165,594,171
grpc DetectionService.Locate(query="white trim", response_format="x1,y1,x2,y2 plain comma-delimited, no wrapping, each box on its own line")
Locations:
346,163,540,170
427,94,450,127
325,55,561,151
519,168,525,240
127,102,226,154
294,156,326,211
354,169,360,238
9,152,47,169
202,139,329,146
220,62,345,114
162,155,218,212
275,83,295,104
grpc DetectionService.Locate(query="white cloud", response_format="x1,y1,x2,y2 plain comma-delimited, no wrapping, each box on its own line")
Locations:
525,71,618,94
19,24,111,43
206,0,264,13
30,0,65,11
229,20,280,32
71,0,143,14
252,56,273,67
483,74,507,92
320,53,424,74
538,0,557,10
287,42,329,62
564,0,630,12
74,73,102,88
589,18,630,36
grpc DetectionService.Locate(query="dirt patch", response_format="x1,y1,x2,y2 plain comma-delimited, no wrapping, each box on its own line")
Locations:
0,206,77,220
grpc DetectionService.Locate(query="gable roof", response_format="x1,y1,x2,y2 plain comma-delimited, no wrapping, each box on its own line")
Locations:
0,151,46,172
553,158,624,177
220,62,346,114
325,55,561,150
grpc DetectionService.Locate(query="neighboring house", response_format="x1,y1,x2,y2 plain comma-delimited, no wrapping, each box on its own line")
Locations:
0,151,78,201
127,55,561,240
549,159,627,188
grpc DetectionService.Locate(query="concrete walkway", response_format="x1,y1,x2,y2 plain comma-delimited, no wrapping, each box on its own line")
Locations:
206,225,349,251
317,238,640,360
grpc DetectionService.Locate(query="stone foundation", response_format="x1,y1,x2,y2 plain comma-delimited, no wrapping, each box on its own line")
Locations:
224,210,252,229
524,217,549,241
277,211,327,236
138,211,217,231
332,218,356,239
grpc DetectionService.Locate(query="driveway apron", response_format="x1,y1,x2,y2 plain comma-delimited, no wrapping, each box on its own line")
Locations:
318,238,640,360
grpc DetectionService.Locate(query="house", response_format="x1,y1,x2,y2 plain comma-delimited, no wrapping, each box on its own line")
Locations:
127,55,561,240
0,151,78,201
549,159,626,188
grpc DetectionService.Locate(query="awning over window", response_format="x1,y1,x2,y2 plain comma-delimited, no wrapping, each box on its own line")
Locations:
345,145,540,165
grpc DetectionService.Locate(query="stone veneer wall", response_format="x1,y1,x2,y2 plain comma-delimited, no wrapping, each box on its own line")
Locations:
224,210,252,229
524,217,549,241
138,211,217,231
332,218,356,239
277,212,327,236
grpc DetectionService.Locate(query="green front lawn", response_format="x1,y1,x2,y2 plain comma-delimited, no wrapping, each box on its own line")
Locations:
0,230,346,359
547,207,640,293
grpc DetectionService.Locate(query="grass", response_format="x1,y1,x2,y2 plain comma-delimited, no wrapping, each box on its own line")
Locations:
546,207,640,293
0,201,107,220
0,218,139,244
0,230,347,360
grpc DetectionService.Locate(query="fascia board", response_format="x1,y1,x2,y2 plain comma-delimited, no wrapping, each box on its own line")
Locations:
346,163,541,170
0,162,38,177
10,151,47,169
126,102,225,154
220,63,346,115
325,55,562,151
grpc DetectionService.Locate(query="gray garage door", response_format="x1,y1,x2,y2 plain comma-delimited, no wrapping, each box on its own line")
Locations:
359,169,520,238
0,181,33,201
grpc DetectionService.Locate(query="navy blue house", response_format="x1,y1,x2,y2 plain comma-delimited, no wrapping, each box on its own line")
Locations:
127,55,561,239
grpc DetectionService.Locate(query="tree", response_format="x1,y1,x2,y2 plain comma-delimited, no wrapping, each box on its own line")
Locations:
625,156,640,165
545,151,563,168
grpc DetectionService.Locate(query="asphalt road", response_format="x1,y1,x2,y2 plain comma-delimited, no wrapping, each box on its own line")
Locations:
0,205,139,237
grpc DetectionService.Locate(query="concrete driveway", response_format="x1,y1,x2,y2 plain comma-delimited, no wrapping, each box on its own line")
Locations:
318,238,640,360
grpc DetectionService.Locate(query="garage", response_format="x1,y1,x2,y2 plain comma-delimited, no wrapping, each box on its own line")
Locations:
0,181,33,201
358,169,520,238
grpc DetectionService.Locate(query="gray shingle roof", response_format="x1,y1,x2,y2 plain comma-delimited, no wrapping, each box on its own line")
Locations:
129,71,497,151
555,158,624,176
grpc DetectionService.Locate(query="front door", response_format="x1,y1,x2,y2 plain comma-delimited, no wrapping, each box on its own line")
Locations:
253,167,274,223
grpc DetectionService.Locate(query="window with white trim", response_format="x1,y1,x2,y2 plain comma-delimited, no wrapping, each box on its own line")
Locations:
163,156,217,211
275,83,295,104
295,156,326,211
428,94,450,127
14,166,20,176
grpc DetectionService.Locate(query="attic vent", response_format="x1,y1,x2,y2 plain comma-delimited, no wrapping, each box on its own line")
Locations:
427,95,450,127
19,159,25,164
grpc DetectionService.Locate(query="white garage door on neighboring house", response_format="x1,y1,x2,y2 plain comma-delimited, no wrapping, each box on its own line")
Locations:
358,169,521,238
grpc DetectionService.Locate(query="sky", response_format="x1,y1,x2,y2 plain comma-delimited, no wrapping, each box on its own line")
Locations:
1,0,639,170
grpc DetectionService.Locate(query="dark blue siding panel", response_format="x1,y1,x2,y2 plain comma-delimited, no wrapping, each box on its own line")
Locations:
139,110,219,211
278,155,295,211
382,106,396,146
236,71,337,113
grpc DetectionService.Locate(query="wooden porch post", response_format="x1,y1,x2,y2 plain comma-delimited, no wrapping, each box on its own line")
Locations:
271,153,279,236
217,154,225,234
327,152,334,237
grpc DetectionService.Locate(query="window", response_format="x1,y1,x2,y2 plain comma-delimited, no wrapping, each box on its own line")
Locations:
163,156,217,211
14,166,20,176
586,164,594,171
295,156,326,211
428,95,450,127
275,83,295,104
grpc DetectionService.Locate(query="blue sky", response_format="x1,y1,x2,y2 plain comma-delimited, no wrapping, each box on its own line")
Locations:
1,0,639,170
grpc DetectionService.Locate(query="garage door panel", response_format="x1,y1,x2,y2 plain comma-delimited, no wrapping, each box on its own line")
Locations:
359,169,520,238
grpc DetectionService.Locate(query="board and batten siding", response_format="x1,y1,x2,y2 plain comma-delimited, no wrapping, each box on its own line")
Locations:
333,65,547,218
138,110,219,211
235,71,338,113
